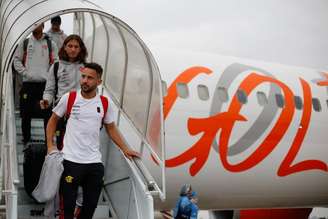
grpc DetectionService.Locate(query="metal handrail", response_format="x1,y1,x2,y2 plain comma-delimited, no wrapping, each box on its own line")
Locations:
89,13,96,62
1,68,19,219
120,141,165,200
102,137,163,200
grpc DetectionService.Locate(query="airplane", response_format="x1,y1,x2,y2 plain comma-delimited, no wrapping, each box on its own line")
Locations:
0,0,327,219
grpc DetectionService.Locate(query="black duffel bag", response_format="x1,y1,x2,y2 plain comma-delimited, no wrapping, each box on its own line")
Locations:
23,140,47,202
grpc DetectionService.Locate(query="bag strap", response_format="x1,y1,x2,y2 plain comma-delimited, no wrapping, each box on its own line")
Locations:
22,35,54,66
53,62,60,101
66,91,109,124
44,34,54,65
66,91,77,118
175,197,183,218
100,95,108,124
22,38,29,67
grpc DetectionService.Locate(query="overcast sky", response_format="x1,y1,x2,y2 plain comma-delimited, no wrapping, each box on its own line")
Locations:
90,0,327,70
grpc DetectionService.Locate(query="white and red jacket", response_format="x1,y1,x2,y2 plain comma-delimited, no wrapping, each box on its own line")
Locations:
13,34,59,82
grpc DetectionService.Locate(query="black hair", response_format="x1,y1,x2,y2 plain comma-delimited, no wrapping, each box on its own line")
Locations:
84,62,103,78
51,16,61,24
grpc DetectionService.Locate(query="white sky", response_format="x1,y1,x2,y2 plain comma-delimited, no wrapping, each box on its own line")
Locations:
90,0,328,70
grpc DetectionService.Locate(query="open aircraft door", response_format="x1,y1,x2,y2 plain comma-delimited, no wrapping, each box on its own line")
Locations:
73,12,166,200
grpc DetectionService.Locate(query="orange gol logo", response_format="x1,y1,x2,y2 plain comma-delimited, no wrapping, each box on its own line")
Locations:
163,66,328,177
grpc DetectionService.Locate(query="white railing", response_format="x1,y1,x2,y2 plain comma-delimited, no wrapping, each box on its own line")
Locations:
101,136,155,219
1,70,19,219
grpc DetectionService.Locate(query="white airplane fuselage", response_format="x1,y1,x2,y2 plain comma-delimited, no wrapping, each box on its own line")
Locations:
150,47,328,210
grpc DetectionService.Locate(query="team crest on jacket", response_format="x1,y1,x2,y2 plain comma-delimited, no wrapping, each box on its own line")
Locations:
65,176,74,183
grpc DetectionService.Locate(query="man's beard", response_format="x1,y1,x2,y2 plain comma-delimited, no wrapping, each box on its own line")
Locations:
81,84,96,93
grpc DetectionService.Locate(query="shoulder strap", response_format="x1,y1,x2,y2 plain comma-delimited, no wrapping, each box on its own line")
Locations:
175,197,183,217
23,38,29,51
65,92,108,123
100,95,109,124
53,62,60,100
22,38,29,67
66,91,77,118
44,34,54,64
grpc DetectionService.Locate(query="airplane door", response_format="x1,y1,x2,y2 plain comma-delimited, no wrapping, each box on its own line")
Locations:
74,12,166,200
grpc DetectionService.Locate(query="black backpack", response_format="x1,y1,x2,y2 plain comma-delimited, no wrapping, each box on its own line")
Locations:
13,34,53,69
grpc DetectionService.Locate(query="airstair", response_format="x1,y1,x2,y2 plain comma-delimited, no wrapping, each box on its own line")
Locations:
10,112,159,219
3,97,163,219
0,1,166,218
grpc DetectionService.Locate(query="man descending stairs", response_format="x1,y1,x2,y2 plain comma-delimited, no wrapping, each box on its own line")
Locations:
15,115,112,219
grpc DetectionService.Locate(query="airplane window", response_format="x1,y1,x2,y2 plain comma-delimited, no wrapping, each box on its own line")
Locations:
217,87,228,102
294,96,303,110
256,91,268,106
161,80,167,97
237,89,247,104
312,98,322,112
177,83,189,99
275,94,285,108
197,84,209,101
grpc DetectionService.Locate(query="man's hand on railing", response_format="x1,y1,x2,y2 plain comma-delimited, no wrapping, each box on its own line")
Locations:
122,148,141,160
105,122,142,160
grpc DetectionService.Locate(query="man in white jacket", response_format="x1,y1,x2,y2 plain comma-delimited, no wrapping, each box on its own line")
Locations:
40,34,87,149
47,16,67,50
13,23,59,144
